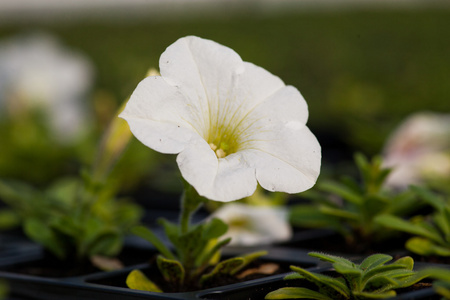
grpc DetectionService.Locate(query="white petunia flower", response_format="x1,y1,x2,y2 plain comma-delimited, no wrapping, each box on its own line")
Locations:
383,112,450,188
120,36,321,202
0,32,93,143
210,203,292,246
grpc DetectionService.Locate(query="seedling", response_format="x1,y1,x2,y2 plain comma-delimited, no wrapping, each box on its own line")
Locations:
0,103,142,264
290,153,419,249
126,182,267,292
266,252,428,300
376,186,450,256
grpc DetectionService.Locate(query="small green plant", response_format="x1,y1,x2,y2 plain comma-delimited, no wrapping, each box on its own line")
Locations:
0,103,143,265
375,186,450,257
125,182,267,292
0,177,141,262
266,252,428,300
290,153,419,250
421,267,450,299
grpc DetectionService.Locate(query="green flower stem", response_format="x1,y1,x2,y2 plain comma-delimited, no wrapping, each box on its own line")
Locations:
180,195,192,235
180,183,205,235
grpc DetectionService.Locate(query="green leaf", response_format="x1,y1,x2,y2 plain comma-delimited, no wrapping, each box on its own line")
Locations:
0,179,35,207
289,205,338,228
51,215,79,237
0,209,20,229
393,271,429,289
85,231,122,257
203,218,228,240
126,269,162,292
230,250,268,275
200,257,244,286
362,264,413,286
352,290,396,299
434,282,450,299
131,225,175,260
24,218,66,259
319,205,360,221
177,224,206,264
385,190,419,216
158,218,180,249
318,181,362,205
421,268,450,297
411,185,446,212
375,215,444,245
434,209,450,243
78,218,119,257
421,267,450,281
363,270,408,291
290,266,350,298
309,252,354,267
406,237,450,256
284,272,304,280
45,178,80,207
265,287,334,299
195,237,231,268
156,255,185,285
390,256,413,270
333,263,362,277
112,201,144,228
333,263,362,291
360,254,393,271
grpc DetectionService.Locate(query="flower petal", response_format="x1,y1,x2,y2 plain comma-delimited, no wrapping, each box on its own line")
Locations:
237,86,321,193
120,76,201,154
210,203,292,246
122,36,321,202
177,142,257,202
204,62,288,139
159,36,245,136
245,125,321,193
232,61,286,111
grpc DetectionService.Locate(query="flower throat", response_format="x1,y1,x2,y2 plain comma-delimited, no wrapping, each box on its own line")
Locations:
207,127,239,159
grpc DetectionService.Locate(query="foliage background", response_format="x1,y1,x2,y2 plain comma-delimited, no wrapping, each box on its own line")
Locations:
0,3,449,197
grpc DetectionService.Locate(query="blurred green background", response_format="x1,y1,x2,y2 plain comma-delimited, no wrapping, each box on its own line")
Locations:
0,3,449,194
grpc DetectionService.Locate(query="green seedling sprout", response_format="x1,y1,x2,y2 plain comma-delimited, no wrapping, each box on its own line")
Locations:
125,181,267,292
290,153,419,250
0,101,142,266
375,186,450,257
266,252,428,300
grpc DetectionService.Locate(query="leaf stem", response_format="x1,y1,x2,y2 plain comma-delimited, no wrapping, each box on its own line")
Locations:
179,183,204,235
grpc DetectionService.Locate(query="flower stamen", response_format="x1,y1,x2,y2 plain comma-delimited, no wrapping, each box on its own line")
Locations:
209,142,227,159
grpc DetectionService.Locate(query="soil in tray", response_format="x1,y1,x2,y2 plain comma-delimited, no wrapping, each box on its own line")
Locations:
1,246,153,278
2,253,99,278
88,257,308,293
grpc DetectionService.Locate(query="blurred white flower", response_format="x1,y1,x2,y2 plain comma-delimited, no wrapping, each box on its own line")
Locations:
0,32,94,143
120,36,321,202
210,203,292,246
383,112,450,188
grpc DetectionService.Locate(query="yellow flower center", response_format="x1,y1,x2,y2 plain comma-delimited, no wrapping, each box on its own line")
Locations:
207,126,239,159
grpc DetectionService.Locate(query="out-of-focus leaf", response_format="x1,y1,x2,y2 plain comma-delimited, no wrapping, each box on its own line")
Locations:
126,269,162,293
266,287,334,300
24,218,66,259
156,255,185,286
